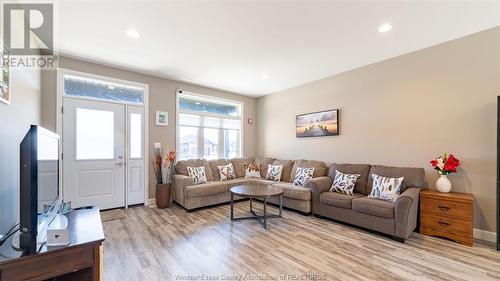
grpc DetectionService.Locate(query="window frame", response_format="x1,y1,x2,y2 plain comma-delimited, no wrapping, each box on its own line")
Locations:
176,90,244,161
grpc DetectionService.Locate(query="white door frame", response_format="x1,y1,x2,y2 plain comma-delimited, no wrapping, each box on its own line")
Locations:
56,67,149,207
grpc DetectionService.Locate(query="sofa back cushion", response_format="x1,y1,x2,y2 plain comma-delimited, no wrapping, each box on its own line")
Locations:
291,160,328,180
209,159,232,181
176,159,214,181
230,158,254,178
272,159,294,182
254,157,275,178
329,164,371,194
367,165,425,193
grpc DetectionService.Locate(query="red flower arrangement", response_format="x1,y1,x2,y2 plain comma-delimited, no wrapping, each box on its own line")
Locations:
430,153,460,175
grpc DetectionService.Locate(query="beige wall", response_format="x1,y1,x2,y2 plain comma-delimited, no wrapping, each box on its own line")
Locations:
256,27,500,232
41,56,257,200
0,68,41,233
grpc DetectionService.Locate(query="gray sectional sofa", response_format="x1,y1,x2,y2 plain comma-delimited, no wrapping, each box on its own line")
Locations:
172,158,425,241
172,158,326,213
309,164,425,241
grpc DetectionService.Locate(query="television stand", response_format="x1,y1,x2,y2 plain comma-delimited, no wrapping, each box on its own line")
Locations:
0,207,104,281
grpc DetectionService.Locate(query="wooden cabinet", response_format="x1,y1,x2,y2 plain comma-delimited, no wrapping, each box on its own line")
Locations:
0,208,105,281
420,189,473,246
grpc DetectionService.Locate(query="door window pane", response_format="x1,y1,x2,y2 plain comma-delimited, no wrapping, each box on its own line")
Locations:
64,75,144,105
203,128,219,160
179,126,198,160
130,113,142,159
224,130,240,159
76,108,114,160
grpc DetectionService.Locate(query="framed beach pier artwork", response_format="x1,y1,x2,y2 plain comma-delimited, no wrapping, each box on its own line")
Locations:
296,109,339,138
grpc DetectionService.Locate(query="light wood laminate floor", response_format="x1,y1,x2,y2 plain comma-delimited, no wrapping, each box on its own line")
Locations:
102,202,500,281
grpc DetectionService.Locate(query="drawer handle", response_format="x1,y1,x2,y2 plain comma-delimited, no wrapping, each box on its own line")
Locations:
438,221,450,226
438,205,450,211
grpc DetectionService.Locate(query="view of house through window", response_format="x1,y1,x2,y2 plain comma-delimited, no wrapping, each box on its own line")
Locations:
178,92,242,160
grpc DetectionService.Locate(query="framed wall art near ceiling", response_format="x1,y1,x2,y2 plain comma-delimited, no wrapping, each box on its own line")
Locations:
296,109,339,138
0,49,10,105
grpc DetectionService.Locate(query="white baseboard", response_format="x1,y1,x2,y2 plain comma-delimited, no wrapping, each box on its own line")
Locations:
148,198,156,207
473,228,496,243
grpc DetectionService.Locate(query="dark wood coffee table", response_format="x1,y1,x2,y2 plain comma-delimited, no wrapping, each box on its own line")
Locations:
230,184,284,229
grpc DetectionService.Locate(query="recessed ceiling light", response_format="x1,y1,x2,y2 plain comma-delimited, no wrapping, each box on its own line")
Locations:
378,23,392,33
108,85,115,90
262,74,269,79
195,102,201,105
125,28,140,39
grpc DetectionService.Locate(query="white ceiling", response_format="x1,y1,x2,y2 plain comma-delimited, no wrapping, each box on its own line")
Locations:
55,0,500,97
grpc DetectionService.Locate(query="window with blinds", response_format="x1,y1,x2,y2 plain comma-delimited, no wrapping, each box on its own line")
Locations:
177,92,242,160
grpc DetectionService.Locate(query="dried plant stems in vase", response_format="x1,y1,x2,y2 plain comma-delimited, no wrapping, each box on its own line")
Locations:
153,148,176,208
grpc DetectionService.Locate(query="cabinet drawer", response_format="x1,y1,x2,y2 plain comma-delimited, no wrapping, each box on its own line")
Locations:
420,198,472,219
0,244,94,281
420,213,472,238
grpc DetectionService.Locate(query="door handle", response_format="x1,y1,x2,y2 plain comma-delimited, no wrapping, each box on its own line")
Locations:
115,162,124,167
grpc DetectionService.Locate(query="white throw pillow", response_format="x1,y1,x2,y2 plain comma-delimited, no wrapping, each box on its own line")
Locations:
245,163,261,178
293,167,315,186
369,174,404,202
330,170,360,195
217,163,236,181
266,164,283,182
187,166,207,185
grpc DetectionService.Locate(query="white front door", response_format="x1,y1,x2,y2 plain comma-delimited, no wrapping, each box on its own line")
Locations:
63,98,125,209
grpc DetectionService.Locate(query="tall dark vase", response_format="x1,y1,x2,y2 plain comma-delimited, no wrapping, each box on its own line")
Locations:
156,183,171,209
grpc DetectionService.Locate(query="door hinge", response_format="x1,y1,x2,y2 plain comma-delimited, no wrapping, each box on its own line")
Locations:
61,107,64,114
61,153,64,160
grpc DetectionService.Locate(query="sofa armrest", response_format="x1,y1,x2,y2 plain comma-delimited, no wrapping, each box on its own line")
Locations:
307,176,333,205
395,187,421,239
172,174,193,206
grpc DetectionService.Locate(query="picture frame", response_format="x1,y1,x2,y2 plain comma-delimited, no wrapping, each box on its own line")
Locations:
0,48,10,105
156,111,168,126
296,109,339,138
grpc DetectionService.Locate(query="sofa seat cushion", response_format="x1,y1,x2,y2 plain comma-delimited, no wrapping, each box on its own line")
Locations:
225,178,251,188
352,197,395,219
186,182,229,198
272,182,311,201
250,179,279,186
319,192,364,209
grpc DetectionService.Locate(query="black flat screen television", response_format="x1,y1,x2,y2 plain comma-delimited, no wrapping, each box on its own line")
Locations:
19,125,61,254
